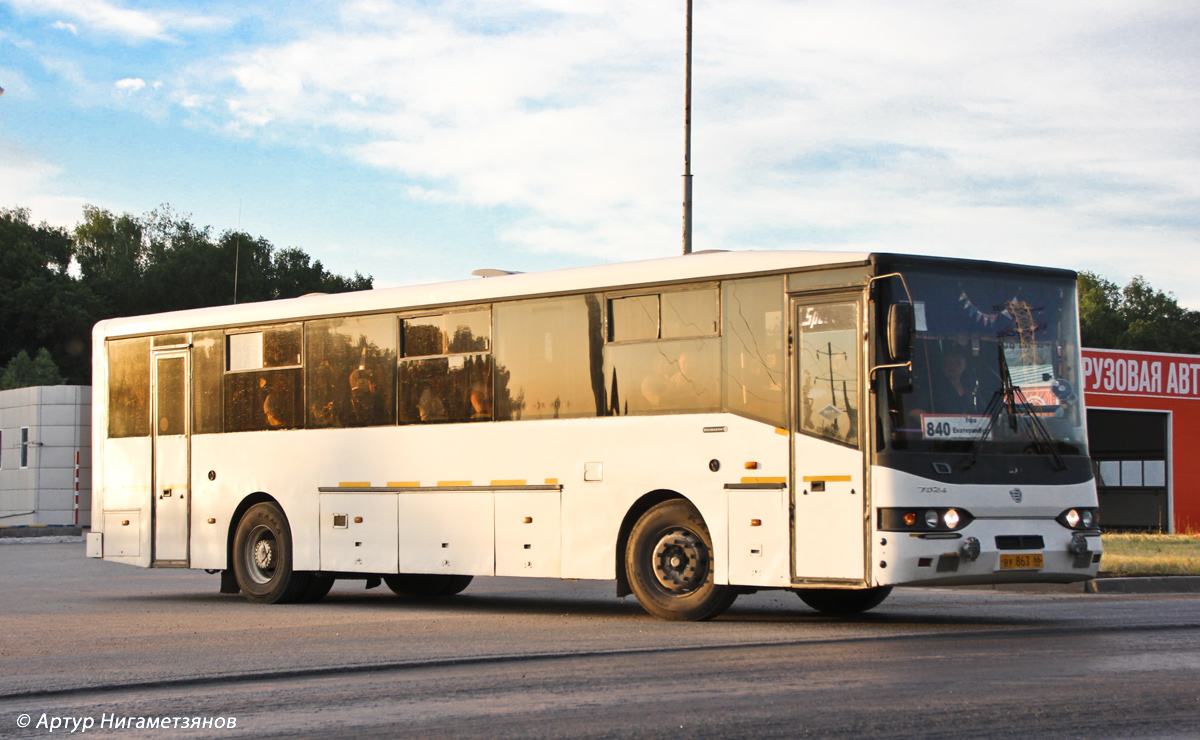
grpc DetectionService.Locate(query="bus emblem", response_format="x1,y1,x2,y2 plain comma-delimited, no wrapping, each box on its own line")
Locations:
1009,488,1023,503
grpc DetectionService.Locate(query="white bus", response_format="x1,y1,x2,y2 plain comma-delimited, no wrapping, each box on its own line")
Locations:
87,251,1101,620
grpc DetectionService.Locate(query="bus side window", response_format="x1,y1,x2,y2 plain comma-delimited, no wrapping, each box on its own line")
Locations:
193,330,224,434
399,310,492,424
107,337,152,438
721,277,785,427
305,316,397,429
492,295,604,421
604,287,721,417
224,325,304,432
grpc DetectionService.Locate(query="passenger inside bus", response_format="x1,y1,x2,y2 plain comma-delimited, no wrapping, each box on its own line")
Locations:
349,347,380,424
469,382,492,420
417,388,447,421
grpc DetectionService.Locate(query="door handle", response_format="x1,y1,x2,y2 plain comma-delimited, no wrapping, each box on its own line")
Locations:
161,488,172,498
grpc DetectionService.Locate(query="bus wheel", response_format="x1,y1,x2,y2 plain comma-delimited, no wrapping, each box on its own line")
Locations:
383,574,473,597
795,586,893,615
625,499,736,621
299,575,336,603
232,502,310,604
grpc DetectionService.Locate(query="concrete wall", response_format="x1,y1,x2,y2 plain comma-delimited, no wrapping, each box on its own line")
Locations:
0,386,92,526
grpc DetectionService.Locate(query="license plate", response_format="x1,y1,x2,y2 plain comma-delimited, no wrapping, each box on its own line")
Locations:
999,553,1044,570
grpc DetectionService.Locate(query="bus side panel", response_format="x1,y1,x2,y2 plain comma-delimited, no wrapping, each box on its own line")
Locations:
188,434,226,569
99,436,152,567
185,415,789,581
189,432,324,571
550,415,789,584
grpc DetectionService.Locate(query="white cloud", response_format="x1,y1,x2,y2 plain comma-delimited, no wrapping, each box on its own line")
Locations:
0,145,88,230
51,20,78,34
114,76,146,93
4,0,228,43
185,0,1199,284
8,0,1198,303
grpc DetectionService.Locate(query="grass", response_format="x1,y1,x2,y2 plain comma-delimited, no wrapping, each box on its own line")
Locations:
1099,533,1200,576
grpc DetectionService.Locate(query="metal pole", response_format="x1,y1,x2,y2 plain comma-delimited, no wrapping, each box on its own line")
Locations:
682,0,693,255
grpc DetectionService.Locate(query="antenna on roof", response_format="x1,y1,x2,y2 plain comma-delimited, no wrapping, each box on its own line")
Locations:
233,199,242,304
682,0,693,255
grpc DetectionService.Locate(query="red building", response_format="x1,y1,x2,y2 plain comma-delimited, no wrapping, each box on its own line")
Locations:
1083,348,1200,533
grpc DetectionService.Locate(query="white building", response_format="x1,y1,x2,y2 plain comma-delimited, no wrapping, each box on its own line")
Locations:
0,386,91,527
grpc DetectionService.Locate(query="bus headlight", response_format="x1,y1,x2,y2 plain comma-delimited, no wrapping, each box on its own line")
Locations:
1056,508,1100,531
878,508,974,532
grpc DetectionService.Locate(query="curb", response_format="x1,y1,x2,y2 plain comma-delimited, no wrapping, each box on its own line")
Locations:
1086,576,1200,594
0,525,87,538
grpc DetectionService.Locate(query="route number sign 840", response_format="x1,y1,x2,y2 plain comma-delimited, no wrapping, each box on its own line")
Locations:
921,415,989,441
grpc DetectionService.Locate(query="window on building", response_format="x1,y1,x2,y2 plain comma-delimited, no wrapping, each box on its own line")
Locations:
1095,459,1167,488
20,427,29,468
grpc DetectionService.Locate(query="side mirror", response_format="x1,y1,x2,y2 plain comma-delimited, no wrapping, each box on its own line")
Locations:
890,365,914,395
887,304,914,362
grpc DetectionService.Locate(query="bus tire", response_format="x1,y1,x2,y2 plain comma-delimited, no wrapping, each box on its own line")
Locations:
299,574,336,603
625,499,736,621
232,502,310,604
383,574,474,597
795,586,892,615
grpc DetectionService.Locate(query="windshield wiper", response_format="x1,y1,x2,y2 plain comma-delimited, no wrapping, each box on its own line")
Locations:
961,345,1066,471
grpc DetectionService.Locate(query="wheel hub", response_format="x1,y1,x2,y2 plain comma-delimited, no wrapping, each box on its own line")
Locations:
651,528,709,593
253,539,275,571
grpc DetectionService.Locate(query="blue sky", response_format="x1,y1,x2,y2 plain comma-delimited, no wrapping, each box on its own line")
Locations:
2,1,1198,304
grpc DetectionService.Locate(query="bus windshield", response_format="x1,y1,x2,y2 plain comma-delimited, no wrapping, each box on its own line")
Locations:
884,267,1087,457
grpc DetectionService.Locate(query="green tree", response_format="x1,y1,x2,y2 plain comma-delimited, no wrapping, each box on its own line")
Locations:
2,202,373,386
1119,276,1200,354
73,203,373,316
1077,271,1124,349
271,246,372,298
1,348,65,390
1077,272,1200,354
0,208,98,384
73,204,147,318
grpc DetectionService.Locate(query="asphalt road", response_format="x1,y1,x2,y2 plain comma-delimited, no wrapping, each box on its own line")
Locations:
2,542,1198,739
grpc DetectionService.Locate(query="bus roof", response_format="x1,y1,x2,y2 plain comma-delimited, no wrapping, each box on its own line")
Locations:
94,249,875,339
92,249,1077,340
